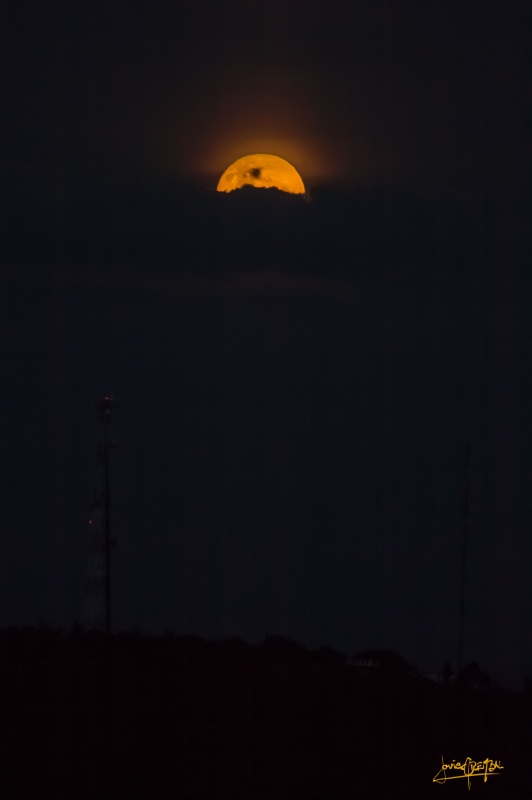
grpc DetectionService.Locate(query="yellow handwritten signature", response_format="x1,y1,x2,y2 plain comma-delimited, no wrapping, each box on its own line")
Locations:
433,756,504,790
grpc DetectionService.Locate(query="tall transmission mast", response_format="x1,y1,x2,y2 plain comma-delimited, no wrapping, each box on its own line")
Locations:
457,443,470,674
83,396,116,634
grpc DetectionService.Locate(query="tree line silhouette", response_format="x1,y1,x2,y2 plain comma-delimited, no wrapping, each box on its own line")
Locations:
2,626,530,800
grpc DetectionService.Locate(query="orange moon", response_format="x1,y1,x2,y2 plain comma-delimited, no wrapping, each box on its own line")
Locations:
217,154,305,194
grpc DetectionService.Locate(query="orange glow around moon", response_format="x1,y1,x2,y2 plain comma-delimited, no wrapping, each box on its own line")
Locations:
217,154,305,194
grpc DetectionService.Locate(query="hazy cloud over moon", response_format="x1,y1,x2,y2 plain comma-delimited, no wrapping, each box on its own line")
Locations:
4,0,528,214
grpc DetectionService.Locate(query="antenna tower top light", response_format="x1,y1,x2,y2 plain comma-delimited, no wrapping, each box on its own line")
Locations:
99,395,115,421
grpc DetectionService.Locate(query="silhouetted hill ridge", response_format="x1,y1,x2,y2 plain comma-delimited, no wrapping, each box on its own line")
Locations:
1,627,529,800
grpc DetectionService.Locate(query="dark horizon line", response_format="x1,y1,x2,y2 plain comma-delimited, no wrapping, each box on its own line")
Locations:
2,622,519,691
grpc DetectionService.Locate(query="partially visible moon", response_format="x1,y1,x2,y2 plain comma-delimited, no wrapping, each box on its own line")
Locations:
217,154,305,194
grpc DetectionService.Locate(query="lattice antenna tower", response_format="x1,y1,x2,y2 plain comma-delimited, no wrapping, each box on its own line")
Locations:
83,396,117,634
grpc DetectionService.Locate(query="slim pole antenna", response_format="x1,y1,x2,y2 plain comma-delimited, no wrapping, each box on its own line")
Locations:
84,396,116,634
102,397,113,636
457,444,470,674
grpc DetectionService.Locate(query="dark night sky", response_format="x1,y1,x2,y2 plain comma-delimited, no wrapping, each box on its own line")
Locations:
1,0,531,688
